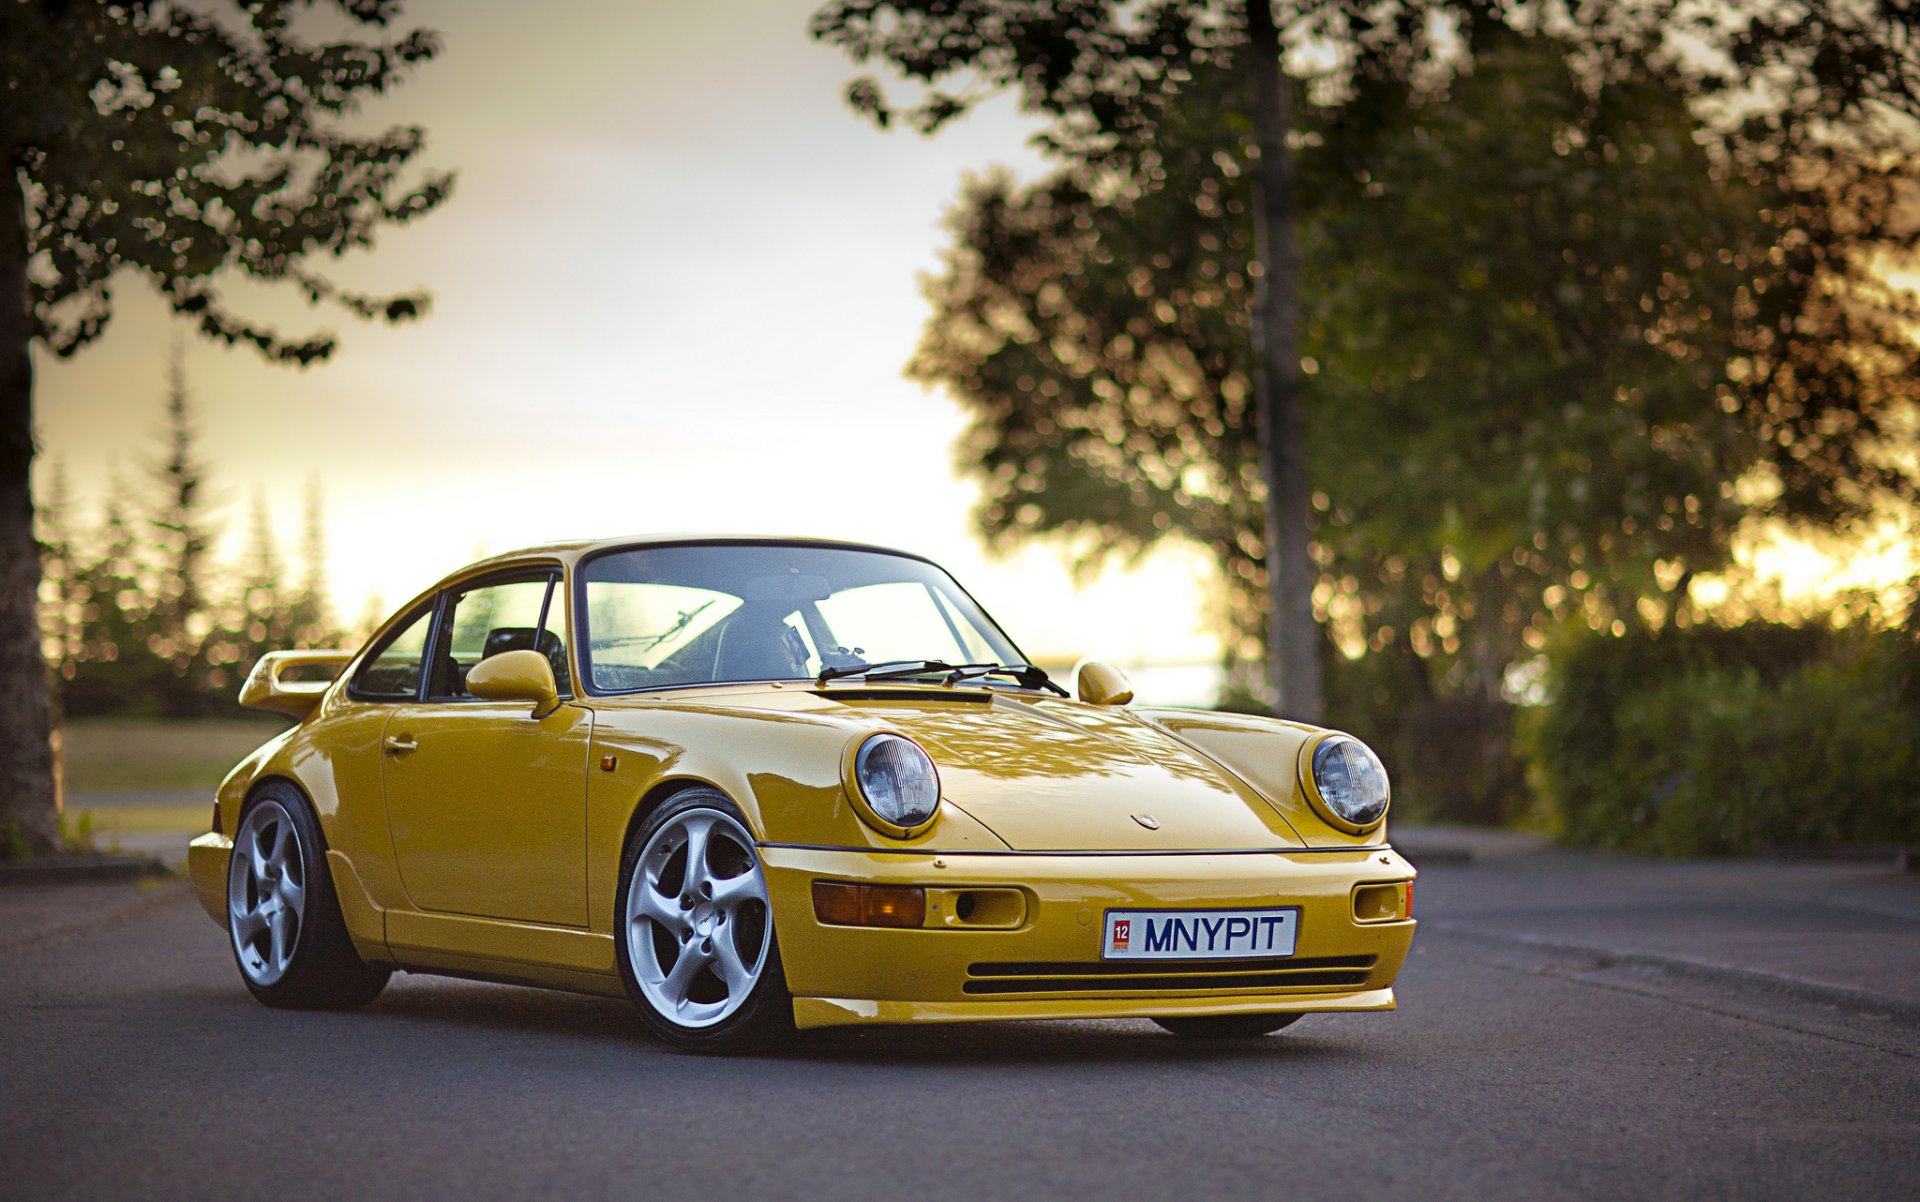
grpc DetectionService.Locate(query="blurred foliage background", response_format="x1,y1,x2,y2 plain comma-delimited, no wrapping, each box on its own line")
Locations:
36,351,349,720
814,0,1920,852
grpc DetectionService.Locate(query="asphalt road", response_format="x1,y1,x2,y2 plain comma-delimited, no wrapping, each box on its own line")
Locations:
3,858,1916,1202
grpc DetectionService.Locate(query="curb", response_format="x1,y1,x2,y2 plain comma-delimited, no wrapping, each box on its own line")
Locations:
1763,845,1919,872
0,853,175,887
1426,920,1920,1023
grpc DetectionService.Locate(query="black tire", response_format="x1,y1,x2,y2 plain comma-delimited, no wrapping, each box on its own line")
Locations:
615,787,793,1052
226,781,391,1010
1153,1013,1303,1039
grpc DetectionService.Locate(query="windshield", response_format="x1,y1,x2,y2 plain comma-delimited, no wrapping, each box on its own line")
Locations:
579,543,1025,692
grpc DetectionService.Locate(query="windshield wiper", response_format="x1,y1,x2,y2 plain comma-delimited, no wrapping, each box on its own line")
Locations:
817,659,968,684
816,659,1068,696
944,662,1071,697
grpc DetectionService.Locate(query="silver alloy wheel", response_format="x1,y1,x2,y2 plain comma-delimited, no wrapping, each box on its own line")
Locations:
228,799,307,987
625,807,772,1029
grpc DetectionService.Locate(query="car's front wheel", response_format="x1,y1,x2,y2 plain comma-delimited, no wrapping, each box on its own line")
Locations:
616,788,792,1052
227,783,391,1009
1153,1013,1302,1039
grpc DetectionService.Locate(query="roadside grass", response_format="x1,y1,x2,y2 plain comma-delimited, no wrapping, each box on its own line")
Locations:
72,804,212,837
61,718,288,794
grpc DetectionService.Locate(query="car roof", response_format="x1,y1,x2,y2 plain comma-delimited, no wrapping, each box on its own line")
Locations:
454,533,939,577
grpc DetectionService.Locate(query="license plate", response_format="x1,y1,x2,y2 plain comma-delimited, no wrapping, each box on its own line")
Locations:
1101,907,1299,960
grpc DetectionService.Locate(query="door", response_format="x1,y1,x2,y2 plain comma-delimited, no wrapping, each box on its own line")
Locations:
381,574,591,928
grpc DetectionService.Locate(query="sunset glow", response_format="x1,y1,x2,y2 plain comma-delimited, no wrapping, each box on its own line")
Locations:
29,0,1222,687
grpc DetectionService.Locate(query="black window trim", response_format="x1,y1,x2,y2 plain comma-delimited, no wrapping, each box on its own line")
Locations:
344,595,445,704
425,568,573,704
571,537,1035,699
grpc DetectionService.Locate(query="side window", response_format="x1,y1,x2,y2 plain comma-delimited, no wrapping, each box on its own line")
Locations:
431,576,570,699
352,605,435,700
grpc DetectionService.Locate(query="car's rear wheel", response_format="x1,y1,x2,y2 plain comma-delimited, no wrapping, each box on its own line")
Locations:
227,783,390,1009
1153,1013,1302,1039
616,788,792,1052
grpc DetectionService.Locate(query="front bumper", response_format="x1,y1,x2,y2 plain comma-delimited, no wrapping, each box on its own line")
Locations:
761,845,1416,1030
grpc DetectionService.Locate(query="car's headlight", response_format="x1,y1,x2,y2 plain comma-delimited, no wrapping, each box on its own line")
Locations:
1304,735,1390,831
851,734,941,835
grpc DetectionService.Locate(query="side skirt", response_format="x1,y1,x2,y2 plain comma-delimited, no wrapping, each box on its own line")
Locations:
385,907,619,977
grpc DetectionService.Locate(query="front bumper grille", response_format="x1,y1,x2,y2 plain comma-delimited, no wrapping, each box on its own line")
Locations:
962,954,1377,996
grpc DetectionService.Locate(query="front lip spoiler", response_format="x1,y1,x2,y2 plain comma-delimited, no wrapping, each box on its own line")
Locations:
757,841,1394,857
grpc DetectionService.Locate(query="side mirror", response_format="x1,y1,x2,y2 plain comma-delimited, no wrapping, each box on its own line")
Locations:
466,650,561,718
1075,661,1134,706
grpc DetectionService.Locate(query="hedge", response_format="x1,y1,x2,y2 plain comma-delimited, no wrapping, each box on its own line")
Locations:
1524,623,1920,855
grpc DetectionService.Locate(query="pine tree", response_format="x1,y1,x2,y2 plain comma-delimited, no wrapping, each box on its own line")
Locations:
232,486,292,682
289,474,336,648
63,467,165,717
145,347,219,715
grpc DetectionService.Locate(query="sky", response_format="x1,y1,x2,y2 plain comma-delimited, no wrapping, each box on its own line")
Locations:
30,0,1226,693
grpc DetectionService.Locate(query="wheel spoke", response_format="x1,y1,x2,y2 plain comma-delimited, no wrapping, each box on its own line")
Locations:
277,872,305,915
679,817,713,897
269,907,294,972
234,903,269,943
707,870,766,912
712,931,753,994
660,944,708,1010
268,821,294,873
248,831,271,881
632,883,690,936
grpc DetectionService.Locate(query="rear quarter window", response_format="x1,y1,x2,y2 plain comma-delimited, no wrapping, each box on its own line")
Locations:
351,604,435,700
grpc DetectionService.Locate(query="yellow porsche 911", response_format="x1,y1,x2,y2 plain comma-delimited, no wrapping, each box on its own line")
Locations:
189,535,1415,1050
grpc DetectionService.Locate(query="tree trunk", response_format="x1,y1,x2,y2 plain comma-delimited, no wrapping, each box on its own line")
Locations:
1245,2,1322,723
0,165,59,856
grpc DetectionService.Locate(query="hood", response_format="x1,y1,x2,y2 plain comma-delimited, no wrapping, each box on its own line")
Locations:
816,690,1307,852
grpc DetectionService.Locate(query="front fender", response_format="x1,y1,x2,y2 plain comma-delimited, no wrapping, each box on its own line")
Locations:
583,702,1010,935
1131,708,1390,848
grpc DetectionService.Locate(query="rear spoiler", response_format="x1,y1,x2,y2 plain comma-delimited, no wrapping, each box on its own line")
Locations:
238,650,355,719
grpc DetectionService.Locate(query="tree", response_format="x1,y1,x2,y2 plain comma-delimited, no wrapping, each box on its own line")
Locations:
811,0,1424,720
229,486,292,687
145,344,218,714
913,17,1917,812
287,472,335,648
60,465,167,719
2,1,452,854
814,1,1920,718
48,392,338,715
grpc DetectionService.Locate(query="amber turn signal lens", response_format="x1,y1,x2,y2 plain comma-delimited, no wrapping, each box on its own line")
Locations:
812,881,864,925
812,881,927,928
861,885,926,928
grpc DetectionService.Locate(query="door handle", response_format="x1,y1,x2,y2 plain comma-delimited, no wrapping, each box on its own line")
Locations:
383,734,419,756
